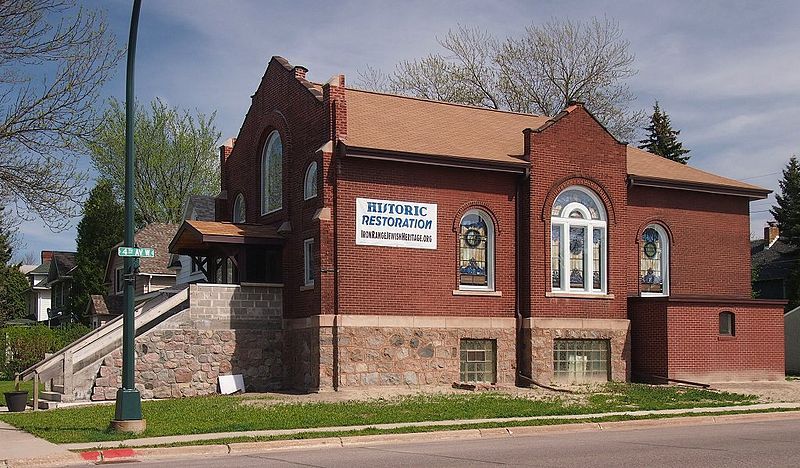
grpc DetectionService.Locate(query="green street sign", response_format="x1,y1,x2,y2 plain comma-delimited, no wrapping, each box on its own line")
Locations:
118,247,155,258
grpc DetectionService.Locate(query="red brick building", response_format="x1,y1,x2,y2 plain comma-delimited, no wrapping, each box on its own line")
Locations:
170,56,785,390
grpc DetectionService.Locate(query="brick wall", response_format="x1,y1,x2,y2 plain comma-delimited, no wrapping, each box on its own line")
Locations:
629,297,785,382
335,157,518,318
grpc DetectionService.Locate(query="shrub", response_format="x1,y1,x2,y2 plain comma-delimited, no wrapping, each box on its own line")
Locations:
0,324,90,379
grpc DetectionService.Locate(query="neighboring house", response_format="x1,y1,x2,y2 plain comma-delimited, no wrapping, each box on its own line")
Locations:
25,251,53,322
169,195,215,285
752,222,799,300
162,56,785,391
87,223,179,328
46,251,77,323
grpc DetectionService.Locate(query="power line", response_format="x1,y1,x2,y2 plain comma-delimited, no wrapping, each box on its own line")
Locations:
740,171,781,181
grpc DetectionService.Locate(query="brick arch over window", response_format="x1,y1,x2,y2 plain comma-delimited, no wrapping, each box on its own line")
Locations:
541,176,617,225
452,202,502,234
255,110,293,217
634,218,675,245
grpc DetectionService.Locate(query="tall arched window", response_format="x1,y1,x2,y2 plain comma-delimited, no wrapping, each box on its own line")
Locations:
304,161,318,200
550,186,607,294
232,193,246,223
458,209,495,290
261,130,283,214
640,224,669,296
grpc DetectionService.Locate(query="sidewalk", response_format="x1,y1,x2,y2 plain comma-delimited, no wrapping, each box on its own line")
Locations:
0,421,80,467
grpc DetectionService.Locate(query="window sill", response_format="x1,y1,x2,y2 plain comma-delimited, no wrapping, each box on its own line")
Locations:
299,284,315,292
453,290,502,297
546,292,615,300
718,335,736,341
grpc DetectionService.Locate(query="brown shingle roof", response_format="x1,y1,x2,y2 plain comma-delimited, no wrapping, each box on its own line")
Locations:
345,88,548,166
626,146,769,197
169,220,283,256
113,223,179,275
187,195,215,221
343,88,767,197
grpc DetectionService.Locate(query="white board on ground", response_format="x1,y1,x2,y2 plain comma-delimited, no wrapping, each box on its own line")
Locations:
218,374,245,394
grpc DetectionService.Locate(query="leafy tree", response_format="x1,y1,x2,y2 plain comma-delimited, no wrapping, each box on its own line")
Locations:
68,181,124,321
0,206,30,325
638,101,691,164
771,157,800,245
0,0,121,230
357,19,643,141
87,98,221,225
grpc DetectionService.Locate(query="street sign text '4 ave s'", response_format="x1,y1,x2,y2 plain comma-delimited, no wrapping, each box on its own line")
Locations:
118,247,155,258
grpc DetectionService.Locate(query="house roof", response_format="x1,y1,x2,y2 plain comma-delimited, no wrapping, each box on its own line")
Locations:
29,261,50,276
751,237,799,281
88,294,123,317
342,87,768,197
169,220,283,256
186,195,215,221
51,251,77,277
345,88,547,168
108,223,179,278
626,147,770,198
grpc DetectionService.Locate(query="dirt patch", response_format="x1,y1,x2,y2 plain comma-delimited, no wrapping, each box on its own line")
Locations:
238,384,592,408
711,381,800,403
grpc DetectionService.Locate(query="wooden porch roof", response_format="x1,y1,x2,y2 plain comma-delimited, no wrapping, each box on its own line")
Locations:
169,220,284,256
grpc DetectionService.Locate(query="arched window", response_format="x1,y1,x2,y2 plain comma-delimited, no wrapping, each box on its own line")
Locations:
261,130,283,214
232,194,246,223
550,186,607,294
458,209,495,290
640,224,669,295
719,311,735,336
304,161,318,200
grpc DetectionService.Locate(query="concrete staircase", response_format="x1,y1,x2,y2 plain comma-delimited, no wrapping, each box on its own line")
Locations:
17,285,190,407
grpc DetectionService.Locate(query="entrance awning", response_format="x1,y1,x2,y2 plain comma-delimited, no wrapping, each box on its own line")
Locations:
169,220,284,256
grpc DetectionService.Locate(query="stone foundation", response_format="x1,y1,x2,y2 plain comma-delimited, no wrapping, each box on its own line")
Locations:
292,316,518,388
523,318,630,384
91,284,283,400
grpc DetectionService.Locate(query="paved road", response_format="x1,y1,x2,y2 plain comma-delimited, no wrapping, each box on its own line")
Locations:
135,417,800,467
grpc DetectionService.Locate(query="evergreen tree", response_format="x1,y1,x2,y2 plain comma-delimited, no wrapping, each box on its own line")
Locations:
638,101,691,164
0,205,29,324
771,157,800,246
68,181,124,322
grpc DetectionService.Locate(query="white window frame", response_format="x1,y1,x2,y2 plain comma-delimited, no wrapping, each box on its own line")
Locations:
304,161,318,200
303,238,315,287
640,224,670,297
261,130,282,215
458,209,495,292
550,186,607,295
232,193,246,223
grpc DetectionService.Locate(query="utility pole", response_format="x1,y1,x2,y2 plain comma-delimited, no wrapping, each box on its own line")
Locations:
111,0,145,433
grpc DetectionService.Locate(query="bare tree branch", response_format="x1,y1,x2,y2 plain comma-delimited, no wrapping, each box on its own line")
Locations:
0,0,122,230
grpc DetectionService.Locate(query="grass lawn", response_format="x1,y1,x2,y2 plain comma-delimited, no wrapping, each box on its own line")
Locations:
0,383,756,444
0,380,36,406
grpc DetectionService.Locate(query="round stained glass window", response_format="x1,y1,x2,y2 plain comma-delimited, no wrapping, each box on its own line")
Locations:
464,229,482,247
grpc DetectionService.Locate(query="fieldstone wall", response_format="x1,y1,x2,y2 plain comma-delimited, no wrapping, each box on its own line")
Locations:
91,284,283,400
524,318,630,384
331,320,517,387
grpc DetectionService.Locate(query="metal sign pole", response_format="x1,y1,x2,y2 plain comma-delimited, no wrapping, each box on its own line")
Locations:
112,0,145,433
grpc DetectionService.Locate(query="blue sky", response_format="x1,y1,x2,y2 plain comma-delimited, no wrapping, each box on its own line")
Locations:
15,0,800,261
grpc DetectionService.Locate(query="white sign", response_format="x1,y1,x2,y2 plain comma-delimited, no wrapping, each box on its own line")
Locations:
356,197,437,249
218,374,245,394
118,247,155,258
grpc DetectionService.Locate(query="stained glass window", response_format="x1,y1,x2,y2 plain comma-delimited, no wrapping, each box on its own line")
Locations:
304,161,318,200
640,225,668,295
232,193,246,223
459,210,493,289
550,186,607,294
261,130,283,214
551,225,562,289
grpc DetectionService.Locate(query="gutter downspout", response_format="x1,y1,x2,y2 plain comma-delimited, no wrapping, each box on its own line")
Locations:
332,144,341,391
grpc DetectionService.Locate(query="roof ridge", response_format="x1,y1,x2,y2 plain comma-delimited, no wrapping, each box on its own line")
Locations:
345,87,548,120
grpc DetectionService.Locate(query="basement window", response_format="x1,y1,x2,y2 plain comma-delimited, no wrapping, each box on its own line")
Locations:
459,339,496,384
553,339,610,383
